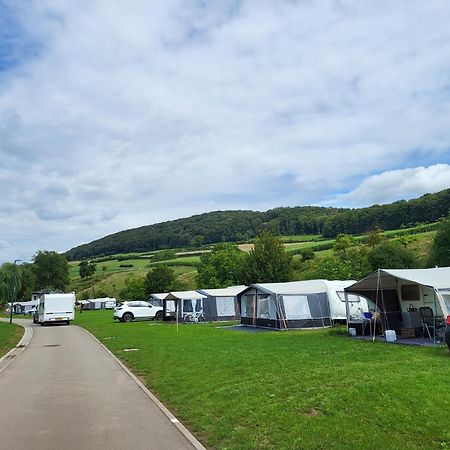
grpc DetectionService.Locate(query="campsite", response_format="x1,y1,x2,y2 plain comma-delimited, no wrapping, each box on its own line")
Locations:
73,310,450,449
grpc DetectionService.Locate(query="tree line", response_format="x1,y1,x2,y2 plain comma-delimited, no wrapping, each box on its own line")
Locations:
2,217,450,304
64,188,450,260
0,251,69,304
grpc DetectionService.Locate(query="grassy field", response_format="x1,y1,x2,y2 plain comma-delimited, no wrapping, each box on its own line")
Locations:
0,322,23,358
74,311,450,450
67,224,436,300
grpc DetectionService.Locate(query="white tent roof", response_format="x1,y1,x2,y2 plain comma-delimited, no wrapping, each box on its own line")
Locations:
249,280,356,295
345,267,450,292
148,293,168,300
166,291,207,300
197,286,247,297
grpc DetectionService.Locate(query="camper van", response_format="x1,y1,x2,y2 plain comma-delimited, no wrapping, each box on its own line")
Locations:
36,292,75,326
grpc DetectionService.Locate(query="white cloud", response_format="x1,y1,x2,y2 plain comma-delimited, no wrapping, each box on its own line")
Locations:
333,164,450,207
1,0,450,262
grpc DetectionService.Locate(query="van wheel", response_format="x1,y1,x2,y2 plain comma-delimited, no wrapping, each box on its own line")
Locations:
122,313,133,323
155,311,163,321
40,322,45,327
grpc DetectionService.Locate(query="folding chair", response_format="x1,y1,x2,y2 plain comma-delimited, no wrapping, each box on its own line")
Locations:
419,307,445,340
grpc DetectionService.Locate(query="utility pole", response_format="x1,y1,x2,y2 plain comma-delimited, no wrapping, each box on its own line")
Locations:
9,259,22,324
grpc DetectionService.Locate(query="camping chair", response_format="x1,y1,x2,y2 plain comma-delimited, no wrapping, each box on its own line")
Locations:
419,307,445,340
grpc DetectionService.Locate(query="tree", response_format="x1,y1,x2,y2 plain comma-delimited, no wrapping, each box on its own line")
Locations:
241,232,293,284
365,227,384,249
144,265,176,295
305,255,354,280
429,217,450,266
197,243,245,288
299,248,315,264
332,234,354,257
119,277,146,301
0,263,20,305
32,251,69,291
367,241,419,271
79,260,97,279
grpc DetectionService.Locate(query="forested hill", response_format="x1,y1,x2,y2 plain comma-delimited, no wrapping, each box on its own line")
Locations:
64,189,450,260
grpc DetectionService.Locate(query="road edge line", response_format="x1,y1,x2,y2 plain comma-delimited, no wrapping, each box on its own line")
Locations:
77,325,207,450
0,320,33,375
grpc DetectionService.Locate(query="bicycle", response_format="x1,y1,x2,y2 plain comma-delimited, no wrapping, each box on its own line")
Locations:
184,311,206,323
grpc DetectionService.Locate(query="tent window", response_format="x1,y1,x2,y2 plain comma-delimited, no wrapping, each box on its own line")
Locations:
241,295,255,318
337,291,361,303
257,295,270,319
183,300,193,312
401,284,420,301
216,296,235,317
195,299,203,312
166,300,176,312
282,295,311,320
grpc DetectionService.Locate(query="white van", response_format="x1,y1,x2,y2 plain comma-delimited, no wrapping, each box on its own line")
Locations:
37,292,76,326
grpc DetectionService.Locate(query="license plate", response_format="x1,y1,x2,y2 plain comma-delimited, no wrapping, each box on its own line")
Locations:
55,317,64,321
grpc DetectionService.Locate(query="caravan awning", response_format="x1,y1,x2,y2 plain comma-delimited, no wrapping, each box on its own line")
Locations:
165,291,207,301
345,267,450,292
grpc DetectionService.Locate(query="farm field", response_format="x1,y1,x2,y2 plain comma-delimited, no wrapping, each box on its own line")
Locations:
0,322,23,358
75,311,450,450
67,224,436,300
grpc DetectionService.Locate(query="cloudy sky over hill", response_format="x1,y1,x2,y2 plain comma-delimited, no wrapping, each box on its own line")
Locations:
1,0,450,262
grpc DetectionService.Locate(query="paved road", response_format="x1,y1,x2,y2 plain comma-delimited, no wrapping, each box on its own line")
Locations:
0,320,200,450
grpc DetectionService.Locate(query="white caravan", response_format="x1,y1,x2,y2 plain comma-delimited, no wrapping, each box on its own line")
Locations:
37,292,76,326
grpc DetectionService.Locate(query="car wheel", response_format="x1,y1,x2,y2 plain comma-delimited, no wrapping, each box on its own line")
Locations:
155,311,163,321
122,312,133,323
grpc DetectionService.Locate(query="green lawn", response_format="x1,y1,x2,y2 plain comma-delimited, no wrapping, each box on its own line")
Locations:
74,311,450,449
0,321,23,358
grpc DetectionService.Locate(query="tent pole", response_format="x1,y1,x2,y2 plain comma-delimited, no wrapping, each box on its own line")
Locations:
433,289,437,346
344,291,350,334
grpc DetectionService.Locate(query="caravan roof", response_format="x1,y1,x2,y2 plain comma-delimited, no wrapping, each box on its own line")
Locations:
345,267,450,292
197,286,247,297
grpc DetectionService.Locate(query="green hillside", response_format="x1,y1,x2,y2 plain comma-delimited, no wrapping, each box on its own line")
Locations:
64,189,450,261
68,223,437,300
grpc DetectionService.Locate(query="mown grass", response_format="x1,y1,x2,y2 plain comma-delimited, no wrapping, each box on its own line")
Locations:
75,311,450,450
0,321,23,358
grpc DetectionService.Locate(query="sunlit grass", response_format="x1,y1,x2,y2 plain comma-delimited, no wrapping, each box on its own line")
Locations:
0,322,23,358
75,310,450,450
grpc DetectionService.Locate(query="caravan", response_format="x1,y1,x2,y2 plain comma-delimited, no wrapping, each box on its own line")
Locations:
36,292,76,326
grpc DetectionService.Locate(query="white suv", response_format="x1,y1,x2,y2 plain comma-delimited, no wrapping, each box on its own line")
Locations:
113,301,164,323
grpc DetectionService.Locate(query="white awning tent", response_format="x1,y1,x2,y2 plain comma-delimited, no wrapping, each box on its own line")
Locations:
163,291,208,322
237,280,368,330
196,286,247,321
345,267,450,334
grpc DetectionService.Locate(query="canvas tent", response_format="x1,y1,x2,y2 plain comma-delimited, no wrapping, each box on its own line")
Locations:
196,286,247,321
146,293,168,307
345,267,450,334
8,300,39,314
163,291,208,322
81,297,116,310
237,280,368,330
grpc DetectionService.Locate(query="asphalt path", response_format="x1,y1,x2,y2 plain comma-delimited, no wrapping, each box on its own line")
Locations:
0,319,201,450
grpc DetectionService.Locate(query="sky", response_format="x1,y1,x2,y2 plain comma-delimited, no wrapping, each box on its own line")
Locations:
1,0,450,263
